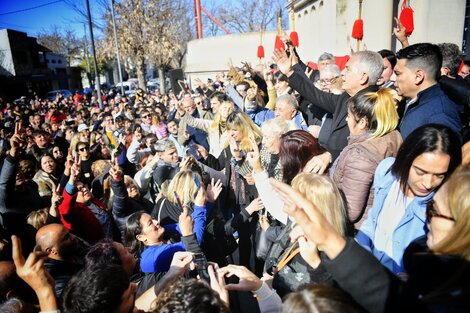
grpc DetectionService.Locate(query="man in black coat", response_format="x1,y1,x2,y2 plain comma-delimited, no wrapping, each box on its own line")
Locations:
273,49,384,165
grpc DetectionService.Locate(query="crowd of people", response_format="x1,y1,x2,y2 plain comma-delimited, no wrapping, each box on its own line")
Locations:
0,21,470,313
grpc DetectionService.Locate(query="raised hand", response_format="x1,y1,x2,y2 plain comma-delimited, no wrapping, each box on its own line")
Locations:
193,144,208,160
12,236,58,312
302,151,332,175
69,155,81,183
194,185,207,207
245,138,262,172
245,197,264,215
206,178,223,203
178,206,194,237
218,264,263,292
272,49,294,77
169,251,195,275
109,163,123,181
208,263,229,306
290,225,321,268
393,17,409,47
9,134,24,157
259,214,270,231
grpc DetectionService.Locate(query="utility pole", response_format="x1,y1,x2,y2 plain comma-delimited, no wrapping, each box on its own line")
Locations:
111,0,125,96
83,24,92,88
85,0,103,109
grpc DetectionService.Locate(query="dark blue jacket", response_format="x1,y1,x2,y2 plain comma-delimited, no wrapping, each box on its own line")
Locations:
399,84,462,139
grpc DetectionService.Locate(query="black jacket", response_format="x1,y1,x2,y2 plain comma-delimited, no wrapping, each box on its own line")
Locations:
288,66,379,160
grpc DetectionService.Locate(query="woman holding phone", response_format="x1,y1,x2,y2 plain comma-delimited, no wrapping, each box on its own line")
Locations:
124,176,221,273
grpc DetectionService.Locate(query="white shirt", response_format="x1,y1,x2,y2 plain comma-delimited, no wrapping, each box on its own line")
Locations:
374,181,413,258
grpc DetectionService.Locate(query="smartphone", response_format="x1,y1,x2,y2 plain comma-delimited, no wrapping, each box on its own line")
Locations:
174,191,184,210
193,253,210,283
185,144,200,158
193,173,201,189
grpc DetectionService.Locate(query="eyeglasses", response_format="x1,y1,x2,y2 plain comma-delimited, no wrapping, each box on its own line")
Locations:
426,200,455,222
318,78,336,84
78,147,89,152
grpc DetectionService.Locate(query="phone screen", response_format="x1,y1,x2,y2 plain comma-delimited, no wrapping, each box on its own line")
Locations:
193,173,201,189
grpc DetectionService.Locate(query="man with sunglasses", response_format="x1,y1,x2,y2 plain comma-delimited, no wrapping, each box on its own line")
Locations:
139,109,153,136
76,142,94,188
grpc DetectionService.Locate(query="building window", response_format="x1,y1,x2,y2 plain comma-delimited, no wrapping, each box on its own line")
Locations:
58,60,62,64
52,59,56,64
46,59,50,63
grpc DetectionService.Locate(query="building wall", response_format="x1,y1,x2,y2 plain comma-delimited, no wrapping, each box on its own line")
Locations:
293,0,465,61
185,31,278,85
0,29,16,76
185,0,466,81
45,52,67,73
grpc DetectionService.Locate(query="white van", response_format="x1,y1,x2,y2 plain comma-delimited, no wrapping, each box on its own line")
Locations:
115,81,138,96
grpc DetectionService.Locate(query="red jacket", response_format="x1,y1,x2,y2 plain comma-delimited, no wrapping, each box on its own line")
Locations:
59,189,116,244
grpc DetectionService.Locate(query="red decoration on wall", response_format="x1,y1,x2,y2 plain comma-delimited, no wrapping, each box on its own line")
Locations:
399,1,414,37
290,31,299,47
351,19,364,40
257,45,265,59
274,35,285,50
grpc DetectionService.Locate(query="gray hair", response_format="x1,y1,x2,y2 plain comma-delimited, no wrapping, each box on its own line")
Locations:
261,118,296,136
154,139,176,152
320,64,341,77
355,51,384,85
276,94,299,110
438,43,462,77
318,52,335,63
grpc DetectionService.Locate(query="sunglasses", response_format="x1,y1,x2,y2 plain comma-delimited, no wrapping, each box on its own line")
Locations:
426,200,455,222
79,147,89,152
195,101,202,105
142,115,150,119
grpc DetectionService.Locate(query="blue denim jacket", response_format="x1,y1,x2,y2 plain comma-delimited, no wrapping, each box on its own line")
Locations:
356,157,431,274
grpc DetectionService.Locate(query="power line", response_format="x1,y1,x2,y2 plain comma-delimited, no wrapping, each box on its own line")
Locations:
0,0,64,16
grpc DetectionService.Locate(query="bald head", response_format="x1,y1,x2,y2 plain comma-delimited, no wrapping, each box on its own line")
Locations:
36,224,83,261
36,223,65,251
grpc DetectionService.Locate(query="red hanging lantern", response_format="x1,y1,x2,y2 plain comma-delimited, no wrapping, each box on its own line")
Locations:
290,31,299,47
257,45,265,59
351,19,363,40
399,0,414,37
274,35,285,50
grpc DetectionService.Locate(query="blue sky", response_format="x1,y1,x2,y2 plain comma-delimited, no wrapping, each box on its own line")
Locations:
0,0,103,37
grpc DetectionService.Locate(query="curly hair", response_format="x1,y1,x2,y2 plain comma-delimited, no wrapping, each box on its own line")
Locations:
151,278,229,313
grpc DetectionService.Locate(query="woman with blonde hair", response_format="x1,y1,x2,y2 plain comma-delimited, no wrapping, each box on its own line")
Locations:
179,100,236,158
151,170,205,226
330,88,403,228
